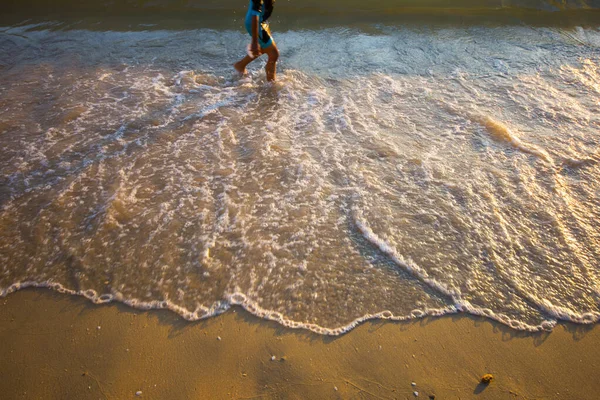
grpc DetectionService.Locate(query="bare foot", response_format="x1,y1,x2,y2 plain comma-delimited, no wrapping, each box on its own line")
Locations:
233,62,247,76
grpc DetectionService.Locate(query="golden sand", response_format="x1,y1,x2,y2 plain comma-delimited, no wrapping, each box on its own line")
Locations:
1,289,599,399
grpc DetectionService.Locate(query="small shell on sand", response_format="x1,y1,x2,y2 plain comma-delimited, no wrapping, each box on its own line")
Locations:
217,336,221,341
271,355,276,361
481,374,494,384
135,391,142,396
413,391,419,397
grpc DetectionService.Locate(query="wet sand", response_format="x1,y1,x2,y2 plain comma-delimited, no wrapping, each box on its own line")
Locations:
1,289,599,399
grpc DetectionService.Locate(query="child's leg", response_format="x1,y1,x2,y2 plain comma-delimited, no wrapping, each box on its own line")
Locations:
234,54,255,76
263,43,279,82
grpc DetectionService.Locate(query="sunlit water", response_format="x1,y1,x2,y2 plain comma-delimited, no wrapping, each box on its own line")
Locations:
1,21,599,334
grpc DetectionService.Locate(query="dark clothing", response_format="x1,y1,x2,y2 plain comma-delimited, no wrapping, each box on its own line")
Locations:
246,0,274,48
249,0,274,22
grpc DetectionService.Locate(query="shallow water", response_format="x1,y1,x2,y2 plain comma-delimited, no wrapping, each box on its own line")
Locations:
1,17,599,334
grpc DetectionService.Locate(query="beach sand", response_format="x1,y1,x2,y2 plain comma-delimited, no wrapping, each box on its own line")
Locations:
1,289,599,399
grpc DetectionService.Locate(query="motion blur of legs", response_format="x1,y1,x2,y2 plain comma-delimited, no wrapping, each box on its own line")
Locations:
233,41,279,81
263,42,279,81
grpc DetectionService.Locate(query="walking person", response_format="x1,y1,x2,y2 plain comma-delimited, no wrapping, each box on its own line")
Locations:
234,0,280,81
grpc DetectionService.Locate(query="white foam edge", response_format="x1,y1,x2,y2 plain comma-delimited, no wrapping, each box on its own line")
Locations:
352,209,600,332
0,280,457,335
5,279,596,335
352,208,460,299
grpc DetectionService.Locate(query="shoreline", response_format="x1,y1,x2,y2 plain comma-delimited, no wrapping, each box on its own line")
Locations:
1,288,599,399
1,281,569,336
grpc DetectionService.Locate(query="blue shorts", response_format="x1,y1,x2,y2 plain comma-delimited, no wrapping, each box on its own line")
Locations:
245,14,273,48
